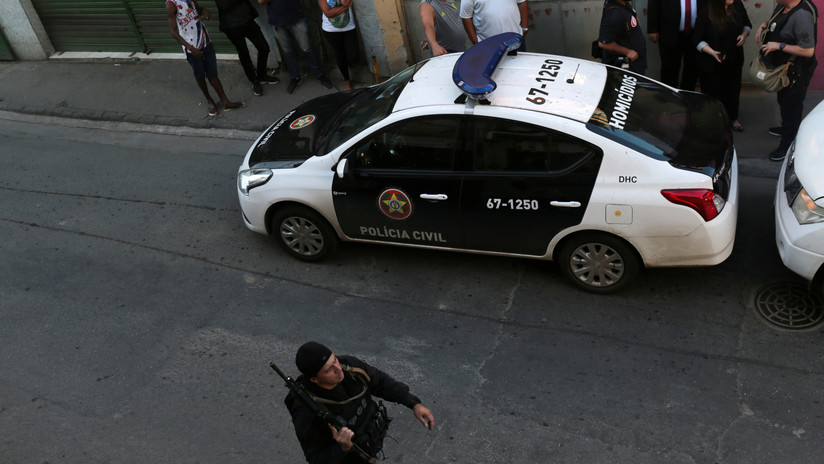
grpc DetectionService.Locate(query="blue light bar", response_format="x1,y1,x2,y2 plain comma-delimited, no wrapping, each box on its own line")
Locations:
452,32,522,100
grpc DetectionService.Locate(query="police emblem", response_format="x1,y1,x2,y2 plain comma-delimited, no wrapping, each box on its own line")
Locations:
289,115,316,130
378,188,412,220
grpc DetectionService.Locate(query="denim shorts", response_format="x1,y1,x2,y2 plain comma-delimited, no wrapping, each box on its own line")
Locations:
186,42,218,80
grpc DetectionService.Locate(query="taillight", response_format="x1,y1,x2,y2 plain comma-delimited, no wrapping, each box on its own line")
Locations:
661,189,726,221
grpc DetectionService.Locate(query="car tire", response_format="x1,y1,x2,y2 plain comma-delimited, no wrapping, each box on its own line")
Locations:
271,206,338,262
558,233,639,293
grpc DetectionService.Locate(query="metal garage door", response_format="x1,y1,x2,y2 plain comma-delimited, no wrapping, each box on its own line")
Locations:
30,0,233,54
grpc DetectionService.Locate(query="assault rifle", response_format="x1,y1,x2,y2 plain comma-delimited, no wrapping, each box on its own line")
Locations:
269,361,347,430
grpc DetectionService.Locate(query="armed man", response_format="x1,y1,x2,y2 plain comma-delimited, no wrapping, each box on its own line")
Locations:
278,341,435,463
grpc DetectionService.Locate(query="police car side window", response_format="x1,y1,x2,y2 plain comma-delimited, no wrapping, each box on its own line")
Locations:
474,119,593,172
352,117,458,170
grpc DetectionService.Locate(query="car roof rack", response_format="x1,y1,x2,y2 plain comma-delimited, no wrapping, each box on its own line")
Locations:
452,32,522,101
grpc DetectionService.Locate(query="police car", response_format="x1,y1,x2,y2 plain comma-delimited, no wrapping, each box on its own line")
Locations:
775,99,824,296
237,33,738,293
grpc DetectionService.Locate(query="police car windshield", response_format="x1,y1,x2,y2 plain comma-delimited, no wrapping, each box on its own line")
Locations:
586,68,729,169
323,62,425,152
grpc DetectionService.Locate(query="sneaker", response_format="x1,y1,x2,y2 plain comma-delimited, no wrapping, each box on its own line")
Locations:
260,75,280,85
769,146,788,162
287,77,301,94
768,126,782,137
319,76,333,89
252,81,263,96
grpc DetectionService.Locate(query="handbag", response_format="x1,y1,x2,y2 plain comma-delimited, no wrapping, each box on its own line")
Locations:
749,54,793,92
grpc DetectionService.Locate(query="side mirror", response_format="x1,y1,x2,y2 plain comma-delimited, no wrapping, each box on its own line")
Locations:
336,158,348,179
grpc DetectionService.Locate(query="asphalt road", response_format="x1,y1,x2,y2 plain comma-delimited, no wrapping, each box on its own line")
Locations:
1,119,822,464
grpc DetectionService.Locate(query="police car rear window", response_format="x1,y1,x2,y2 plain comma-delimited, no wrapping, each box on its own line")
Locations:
586,69,689,161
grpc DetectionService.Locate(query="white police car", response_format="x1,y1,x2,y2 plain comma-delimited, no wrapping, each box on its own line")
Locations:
237,33,738,293
775,99,824,296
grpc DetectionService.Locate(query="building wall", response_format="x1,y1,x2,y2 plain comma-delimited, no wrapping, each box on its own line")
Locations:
0,0,52,59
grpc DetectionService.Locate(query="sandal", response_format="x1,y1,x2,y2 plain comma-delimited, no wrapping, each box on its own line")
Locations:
223,101,245,112
207,102,218,117
732,121,744,132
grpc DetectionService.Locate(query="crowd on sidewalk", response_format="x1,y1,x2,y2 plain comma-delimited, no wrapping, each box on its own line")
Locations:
165,0,817,162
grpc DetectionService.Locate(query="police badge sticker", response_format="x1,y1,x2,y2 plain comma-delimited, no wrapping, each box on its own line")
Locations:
289,115,316,130
378,188,412,220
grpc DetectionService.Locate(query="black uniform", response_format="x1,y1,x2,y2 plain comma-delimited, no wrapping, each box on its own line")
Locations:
598,0,647,74
285,355,422,464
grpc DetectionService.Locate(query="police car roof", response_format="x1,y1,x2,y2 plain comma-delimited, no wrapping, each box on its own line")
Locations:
393,52,607,124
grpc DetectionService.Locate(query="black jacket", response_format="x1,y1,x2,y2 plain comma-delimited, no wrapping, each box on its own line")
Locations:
692,0,751,71
285,355,421,464
648,0,709,47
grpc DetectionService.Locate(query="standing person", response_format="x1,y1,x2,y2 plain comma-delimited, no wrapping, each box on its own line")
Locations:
756,0,817,161
259,0,333,94
459,0,529,48
286,341,435,463
420,0,467,56
648,0,707,90
693,0,751,131
318,0,360,91
166,0,244,116
214,0,280,97
597,0,647,74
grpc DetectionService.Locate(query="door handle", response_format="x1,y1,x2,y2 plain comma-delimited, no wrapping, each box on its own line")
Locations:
550,201,581,208
420,194,448,200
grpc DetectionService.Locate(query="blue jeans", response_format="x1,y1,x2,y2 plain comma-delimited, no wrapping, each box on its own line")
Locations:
274,19,324,80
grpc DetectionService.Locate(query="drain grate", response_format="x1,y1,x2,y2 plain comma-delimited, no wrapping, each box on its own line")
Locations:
753,282,824,331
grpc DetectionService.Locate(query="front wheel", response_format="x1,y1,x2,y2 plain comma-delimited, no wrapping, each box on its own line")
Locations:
558,233,639,293
271,206,338,261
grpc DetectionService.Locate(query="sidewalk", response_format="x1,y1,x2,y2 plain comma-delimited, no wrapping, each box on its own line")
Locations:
0,57,821,178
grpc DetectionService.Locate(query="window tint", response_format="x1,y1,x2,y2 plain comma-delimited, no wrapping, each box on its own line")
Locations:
474,119,594,172
352,117,458,170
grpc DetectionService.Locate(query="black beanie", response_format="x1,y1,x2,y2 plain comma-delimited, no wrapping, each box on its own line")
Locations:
295,341,332,378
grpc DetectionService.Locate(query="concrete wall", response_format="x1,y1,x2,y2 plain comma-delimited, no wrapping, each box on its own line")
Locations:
0,0,52,60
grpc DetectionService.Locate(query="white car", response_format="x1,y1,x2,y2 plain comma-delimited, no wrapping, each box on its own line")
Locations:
237,33,738,293
775,99,824,296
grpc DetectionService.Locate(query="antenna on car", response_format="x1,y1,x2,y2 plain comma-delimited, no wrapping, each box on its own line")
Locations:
566,64,580,84
452,32,522,100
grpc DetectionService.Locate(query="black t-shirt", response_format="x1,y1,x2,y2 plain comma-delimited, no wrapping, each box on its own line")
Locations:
598,0,647,73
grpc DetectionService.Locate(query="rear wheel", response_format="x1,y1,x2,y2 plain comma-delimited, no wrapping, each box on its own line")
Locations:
271,206,338,261
558,233,639,293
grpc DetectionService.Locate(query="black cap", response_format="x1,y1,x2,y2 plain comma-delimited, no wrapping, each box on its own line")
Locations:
295,341,332,378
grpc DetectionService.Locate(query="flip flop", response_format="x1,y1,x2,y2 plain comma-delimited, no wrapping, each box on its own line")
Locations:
223,102,245,112
207,102,218,117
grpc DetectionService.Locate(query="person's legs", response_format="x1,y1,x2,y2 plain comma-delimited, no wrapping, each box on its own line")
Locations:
658,40,681,88
244,22,271,81
724,65,742,123
292,19,325,79
187,49,217,115
679,34,699,91
224,27,257,83
201,43,244,110
324,30,351,83
341,29,360,89
276,25,301,80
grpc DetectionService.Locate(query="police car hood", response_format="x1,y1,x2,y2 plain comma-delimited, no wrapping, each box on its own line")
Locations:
248,91,363,167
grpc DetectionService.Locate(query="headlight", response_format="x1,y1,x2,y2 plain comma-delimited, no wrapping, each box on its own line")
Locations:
791,188,824,224
238,168,273,196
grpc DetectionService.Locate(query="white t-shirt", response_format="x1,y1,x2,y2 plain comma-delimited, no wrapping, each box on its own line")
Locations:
459,0,525,41
321,0,357,33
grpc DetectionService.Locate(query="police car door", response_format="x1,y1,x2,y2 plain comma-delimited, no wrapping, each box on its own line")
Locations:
461,117,603,255
331,116,464,248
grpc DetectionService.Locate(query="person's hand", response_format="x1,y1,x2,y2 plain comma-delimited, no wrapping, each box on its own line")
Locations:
329,425,355,451
432,43,448,56
755,22,766,43
648,32,659,44
736,31,748,47
761,41,781,55
189,46,203,60
341,0,352,7
413,404,434,430
626,49,639,62
200,7,211,21
711,50,724,62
